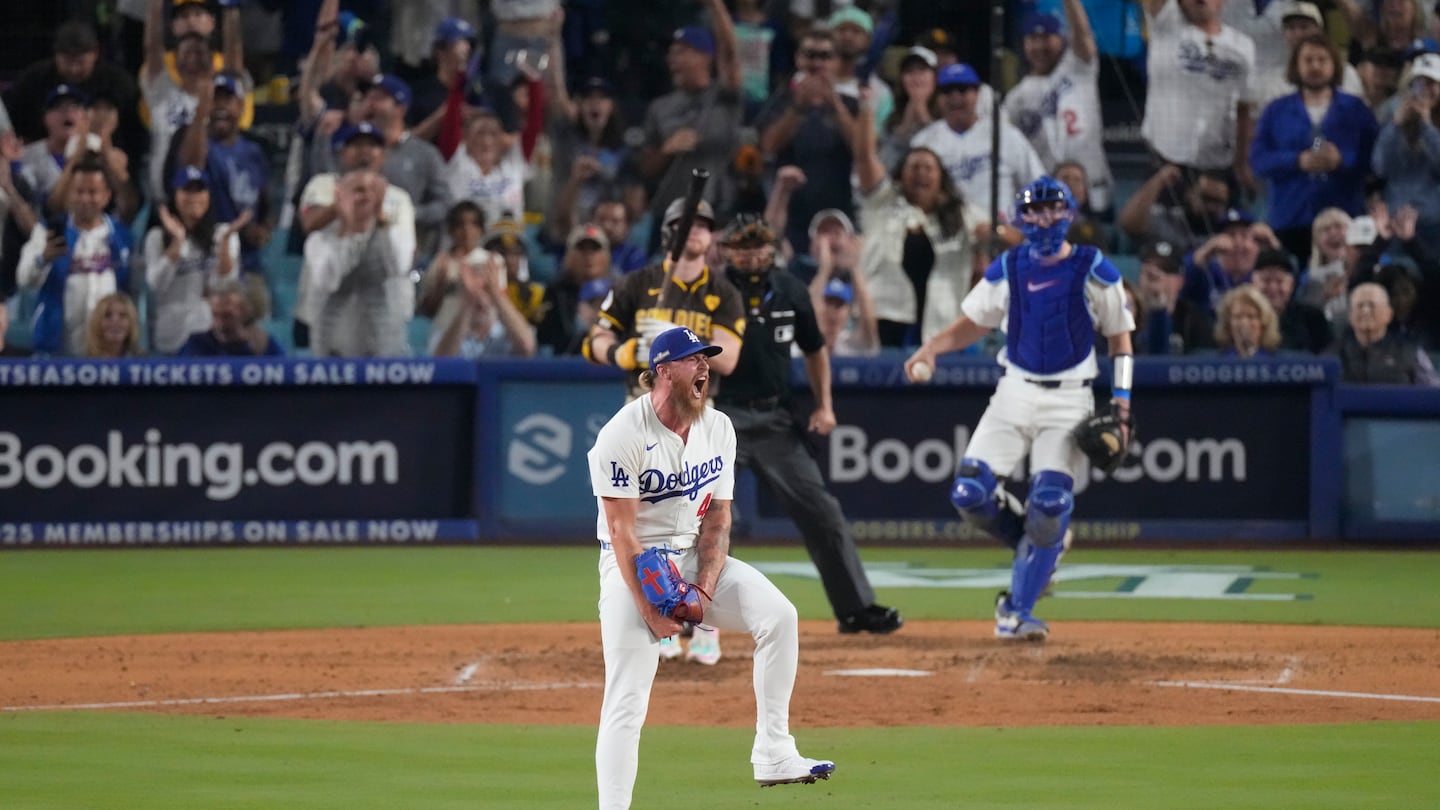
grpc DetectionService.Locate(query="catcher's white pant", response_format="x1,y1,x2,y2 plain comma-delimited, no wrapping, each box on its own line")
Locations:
596,546,800,810
965,375,1095,480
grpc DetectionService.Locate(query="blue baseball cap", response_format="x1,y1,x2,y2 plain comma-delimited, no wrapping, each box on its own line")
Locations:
1404,37,1440,61
1215,207,1255,229
580,76,615,96
331,121,384,150
937,63,981,89
1021,12,1063,37
434,16,476,45
648,326,722,371
44,84,89,109
672,27,716,57
822,278,854,304
212,73,241,97
170,164,210,191
366,73,412,107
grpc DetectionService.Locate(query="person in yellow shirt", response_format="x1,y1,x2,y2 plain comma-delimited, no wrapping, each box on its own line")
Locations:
140,0,254,134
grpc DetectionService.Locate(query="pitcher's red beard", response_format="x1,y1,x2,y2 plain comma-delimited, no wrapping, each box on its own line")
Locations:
666,375,709,421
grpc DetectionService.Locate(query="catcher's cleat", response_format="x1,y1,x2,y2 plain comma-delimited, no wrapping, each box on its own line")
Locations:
755,755,836,787
995,613,1049,641
837,604,903,634
685,626,721,665
657,635,683,660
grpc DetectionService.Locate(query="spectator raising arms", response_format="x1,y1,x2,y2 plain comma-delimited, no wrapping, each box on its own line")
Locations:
430,239,538,360
146,165,243,355
854,89,991,348
637,0,744,253
447,109,533,230
910,63,1045,223
809,227,880,357
1250,34,1379,263
1372,53,1440,259
880,46,940,172
756,27,859,257
83,291,142,358
1141,0,1257,193
303,169,414,357
1003,0,1115,211
17,158,131,356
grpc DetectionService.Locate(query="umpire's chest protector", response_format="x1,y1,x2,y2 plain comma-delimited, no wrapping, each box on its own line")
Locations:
1005,246,1099,375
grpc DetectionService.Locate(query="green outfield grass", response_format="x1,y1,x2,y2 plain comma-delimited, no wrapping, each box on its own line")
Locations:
2,714,1436,809
2,546,1438,808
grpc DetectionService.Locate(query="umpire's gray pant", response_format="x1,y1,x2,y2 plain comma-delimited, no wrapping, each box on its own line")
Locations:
720,403,876,618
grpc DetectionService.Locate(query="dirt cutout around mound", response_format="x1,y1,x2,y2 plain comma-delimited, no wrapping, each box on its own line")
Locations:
4,622,1439,727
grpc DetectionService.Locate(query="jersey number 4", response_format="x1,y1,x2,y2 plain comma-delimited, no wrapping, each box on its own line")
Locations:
696,493,712,519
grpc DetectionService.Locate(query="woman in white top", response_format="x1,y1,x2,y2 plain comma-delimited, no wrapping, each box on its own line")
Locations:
145,165,241,354
446,108,533,228
853,89,990,348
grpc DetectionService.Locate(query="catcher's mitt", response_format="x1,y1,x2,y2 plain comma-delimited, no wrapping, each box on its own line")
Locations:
1074,404,1136,474
635,547,708,623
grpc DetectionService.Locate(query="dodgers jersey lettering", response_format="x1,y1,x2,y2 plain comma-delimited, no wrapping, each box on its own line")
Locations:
588,395,738,547
962,244,1135,381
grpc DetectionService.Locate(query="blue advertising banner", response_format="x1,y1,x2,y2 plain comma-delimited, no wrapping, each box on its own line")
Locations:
0,360,479,544
496,379,625,526
749,356,1332,542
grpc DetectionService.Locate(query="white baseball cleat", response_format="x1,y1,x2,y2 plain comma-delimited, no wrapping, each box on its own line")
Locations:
657,635,683,660
754,755,836,787
685,626,721,665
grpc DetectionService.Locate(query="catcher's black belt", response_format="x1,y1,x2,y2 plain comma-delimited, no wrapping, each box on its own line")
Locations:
1024,378,1094,390
717,395,783,410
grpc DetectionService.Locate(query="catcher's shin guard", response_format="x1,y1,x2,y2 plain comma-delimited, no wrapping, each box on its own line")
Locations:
950,458,1025,549
1009,472,1074,614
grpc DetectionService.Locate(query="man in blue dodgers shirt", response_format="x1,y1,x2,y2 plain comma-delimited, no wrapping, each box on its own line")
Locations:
904,177,1136,641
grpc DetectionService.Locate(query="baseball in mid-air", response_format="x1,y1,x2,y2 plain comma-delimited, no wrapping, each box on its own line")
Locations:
910,361,933,383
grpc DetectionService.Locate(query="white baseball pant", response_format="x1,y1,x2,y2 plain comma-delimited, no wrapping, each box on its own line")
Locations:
595,545,800,810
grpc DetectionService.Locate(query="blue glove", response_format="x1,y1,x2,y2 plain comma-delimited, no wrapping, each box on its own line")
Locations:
634,547,706,622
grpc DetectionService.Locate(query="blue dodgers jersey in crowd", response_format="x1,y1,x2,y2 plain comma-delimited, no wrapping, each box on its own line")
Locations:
987,244,1122,375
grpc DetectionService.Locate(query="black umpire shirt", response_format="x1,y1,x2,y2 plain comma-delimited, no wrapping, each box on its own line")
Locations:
718,266,826,406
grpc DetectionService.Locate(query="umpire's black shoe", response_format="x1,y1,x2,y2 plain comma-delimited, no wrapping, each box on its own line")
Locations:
837,605,903,635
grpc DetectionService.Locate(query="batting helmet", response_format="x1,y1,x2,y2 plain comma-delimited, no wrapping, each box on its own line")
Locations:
662,197,716,230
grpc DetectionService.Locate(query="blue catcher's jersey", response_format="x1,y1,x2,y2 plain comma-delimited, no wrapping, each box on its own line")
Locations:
962,244,1134,381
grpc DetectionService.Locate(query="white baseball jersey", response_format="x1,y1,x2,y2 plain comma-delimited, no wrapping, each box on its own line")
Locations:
1142,0,1256,169
588,395,737,548
961,252,1135,383
911,118,1047,221
1003,48,1114,210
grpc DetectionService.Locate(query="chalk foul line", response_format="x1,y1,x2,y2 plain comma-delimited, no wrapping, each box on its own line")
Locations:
1152,681,1440,704
2,681,601,713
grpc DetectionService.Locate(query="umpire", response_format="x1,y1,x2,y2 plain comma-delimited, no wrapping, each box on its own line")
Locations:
715,215,902,634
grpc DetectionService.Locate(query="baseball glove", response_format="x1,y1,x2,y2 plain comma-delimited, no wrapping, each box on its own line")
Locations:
635,547,708,623
1074,404,1136,474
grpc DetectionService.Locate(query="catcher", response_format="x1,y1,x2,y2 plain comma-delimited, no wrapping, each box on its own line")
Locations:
587,326,835,808
902,177,1135,642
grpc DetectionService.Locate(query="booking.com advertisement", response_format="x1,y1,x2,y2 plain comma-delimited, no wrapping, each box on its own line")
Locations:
0,360,478,545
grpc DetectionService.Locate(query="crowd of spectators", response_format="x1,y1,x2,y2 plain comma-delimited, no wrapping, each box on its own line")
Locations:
1,0,1438,387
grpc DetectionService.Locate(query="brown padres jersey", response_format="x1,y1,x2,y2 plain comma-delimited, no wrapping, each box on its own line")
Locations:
596,263,746,396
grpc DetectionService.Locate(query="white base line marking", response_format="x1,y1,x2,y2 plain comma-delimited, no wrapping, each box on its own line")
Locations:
1153,681,1440,703
2,682,601,713
454,662,481,685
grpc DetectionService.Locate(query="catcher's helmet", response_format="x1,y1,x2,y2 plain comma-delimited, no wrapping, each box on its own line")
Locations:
721,213,776,248
1014,176,1076,258
662,197,716,230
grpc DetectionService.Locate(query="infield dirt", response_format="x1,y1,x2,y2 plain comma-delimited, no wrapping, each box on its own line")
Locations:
5,622,1439,726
